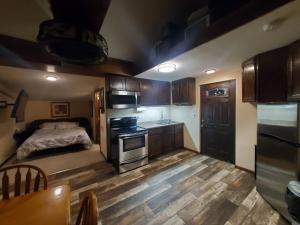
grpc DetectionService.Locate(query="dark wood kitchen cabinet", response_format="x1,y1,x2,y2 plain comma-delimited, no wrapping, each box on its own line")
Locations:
174,124,184,148
242,46,288,102
161,126,175,153
242,58,256,102
140,79,171,106
288,40,300,100
172,77,195,105
148,124,184,159
148,128,163,158
106,75,140,92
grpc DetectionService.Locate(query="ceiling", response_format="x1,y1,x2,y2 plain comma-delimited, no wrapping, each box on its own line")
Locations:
0,0,201,64
137,1,300,81
0,66,104,101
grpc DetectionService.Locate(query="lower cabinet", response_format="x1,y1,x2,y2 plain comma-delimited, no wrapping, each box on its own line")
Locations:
148,124,184,159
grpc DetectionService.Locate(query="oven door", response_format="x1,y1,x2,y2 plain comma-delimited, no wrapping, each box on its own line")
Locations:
108,90,140,109
119,133,148,163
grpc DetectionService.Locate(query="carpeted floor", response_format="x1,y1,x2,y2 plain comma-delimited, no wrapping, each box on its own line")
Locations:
6,144,105,176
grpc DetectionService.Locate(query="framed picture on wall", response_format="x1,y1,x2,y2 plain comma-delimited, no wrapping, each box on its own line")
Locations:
51,102,70,118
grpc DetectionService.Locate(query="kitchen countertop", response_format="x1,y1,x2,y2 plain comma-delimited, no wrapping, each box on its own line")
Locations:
138,120,183,129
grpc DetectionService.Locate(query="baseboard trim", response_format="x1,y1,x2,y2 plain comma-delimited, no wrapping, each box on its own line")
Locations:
235,165,255,175
182,147,199,153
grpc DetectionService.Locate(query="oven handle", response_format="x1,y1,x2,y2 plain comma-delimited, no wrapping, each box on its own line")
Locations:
119,133,147,139
120,155,148,165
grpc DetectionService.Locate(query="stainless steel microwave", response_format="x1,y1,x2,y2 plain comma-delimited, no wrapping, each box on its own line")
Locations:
107,90,140,109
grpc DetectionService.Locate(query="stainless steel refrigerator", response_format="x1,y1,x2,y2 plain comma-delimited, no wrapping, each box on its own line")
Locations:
257,103,300,221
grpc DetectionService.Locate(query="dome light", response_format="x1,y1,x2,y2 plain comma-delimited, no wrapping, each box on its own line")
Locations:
46,76,58,81
205,69,217,74
157,63,176,73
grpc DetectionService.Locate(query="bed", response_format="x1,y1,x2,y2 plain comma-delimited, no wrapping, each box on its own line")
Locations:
15,118,93,160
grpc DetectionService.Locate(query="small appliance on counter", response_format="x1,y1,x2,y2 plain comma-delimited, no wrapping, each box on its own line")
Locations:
256,103,300,221
108,117,148,173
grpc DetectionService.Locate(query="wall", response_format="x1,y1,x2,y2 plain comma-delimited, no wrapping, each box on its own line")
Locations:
107,106,171,122
23,100,90,123
0,86,17,164
170,70,257,171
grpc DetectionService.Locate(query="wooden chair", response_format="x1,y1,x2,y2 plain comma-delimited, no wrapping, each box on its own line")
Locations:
76,192,98,225
0,164,48,200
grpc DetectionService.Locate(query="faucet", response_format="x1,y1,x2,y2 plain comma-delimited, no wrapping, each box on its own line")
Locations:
160,109,164,120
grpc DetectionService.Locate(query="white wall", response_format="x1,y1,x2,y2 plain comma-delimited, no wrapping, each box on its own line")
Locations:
170,70,257,171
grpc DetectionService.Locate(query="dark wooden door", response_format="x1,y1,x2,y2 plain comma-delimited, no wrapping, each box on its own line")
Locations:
200,80,236,164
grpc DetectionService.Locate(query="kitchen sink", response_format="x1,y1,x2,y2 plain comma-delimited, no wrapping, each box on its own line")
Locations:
156,120,177,125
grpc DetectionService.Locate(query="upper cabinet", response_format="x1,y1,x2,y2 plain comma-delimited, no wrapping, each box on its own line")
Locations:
106,75,140,92
242,46,289,103
288,40,300,100
172,77,195,105
242,58,256,102
140,79,171,106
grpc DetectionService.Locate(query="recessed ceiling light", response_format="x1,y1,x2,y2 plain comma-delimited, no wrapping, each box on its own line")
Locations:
262,18,285,32
204,69,217,74
46,76,57,81
157,63,176,73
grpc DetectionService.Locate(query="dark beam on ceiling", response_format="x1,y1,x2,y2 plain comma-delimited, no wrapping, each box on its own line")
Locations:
0,34,137,77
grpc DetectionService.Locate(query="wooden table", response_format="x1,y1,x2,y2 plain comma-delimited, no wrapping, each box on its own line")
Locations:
0,185,71,225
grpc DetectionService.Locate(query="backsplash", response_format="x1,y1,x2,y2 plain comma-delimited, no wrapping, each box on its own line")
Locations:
107,106,171,122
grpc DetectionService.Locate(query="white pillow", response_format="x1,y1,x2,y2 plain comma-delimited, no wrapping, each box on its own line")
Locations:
56,122,79,129
39,122,57,130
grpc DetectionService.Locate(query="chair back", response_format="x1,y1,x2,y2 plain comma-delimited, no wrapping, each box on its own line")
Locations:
0,164,48,200
76,192,98,225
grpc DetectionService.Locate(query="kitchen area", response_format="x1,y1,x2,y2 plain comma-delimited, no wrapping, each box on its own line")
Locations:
103,75,195,173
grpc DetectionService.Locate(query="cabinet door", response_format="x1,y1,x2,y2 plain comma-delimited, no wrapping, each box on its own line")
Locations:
140,79,157,106
157,81,171,105
148,134,162,158
242,58,256,102
172,80,180,104
180,79,189,103
162,126,174,153
174,124,184,149
125,77,140,92
256,47,288,102
288,41,300,99
108,76,125,91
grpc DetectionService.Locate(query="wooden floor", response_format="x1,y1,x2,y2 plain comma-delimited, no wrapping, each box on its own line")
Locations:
48,150,289,225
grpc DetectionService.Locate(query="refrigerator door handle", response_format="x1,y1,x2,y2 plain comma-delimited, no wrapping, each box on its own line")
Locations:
259,133,300,148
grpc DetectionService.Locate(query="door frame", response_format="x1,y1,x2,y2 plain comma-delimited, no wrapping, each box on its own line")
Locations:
200,79,236,164
94,89,101,144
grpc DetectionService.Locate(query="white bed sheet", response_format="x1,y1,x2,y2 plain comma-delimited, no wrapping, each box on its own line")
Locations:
17,127,92,160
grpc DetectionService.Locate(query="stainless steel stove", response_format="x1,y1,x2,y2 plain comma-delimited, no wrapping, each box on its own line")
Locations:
108,117,148,173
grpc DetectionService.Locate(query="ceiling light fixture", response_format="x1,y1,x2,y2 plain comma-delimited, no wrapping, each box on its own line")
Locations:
204,69,217,74
262,18,285,32
157,63,176,73
46,76,57,81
